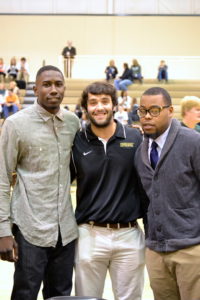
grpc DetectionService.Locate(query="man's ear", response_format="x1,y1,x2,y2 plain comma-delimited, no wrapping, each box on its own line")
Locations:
169,105,174,117
33,86,38,97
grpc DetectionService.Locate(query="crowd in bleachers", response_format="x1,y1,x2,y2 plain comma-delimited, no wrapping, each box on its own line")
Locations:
105,58,168,87
0,56,29,120
1,56,199,134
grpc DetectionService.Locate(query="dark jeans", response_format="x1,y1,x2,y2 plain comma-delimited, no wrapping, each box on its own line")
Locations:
11,226,75,300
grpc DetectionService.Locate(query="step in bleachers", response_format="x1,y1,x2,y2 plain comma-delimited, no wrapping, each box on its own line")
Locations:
20,78,200,120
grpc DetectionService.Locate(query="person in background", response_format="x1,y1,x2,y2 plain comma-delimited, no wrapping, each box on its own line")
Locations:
7,57,18,81
3,89,20,118
117,90,132,111
17,57,30,86
62,40,76,78
180,96,200,132
135,86,200,300
80,110,89,129
0,58,6,82
71,81,145,300
131,59,143,83
114,104,129,125
128,97,140,125
9,81,19,96
105,59,118,82
114,63,134,91
74,103,83,119
0,82,7,99
0,65,80,300
157,60,168,83
0,83,6,118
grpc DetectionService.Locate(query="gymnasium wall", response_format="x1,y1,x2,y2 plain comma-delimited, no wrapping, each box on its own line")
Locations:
1,15,200,80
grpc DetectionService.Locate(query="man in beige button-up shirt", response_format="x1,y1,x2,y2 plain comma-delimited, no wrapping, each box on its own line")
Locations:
0,65,80,300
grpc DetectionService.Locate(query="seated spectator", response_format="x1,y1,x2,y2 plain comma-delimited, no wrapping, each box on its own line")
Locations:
114,63,133,91
74,103,83,119
105,60,118,81
3,89,20,118
0,83,6,119
7,57,18,81
114,104,128,125
117,90,132,111
81,110,89,130
17,57,29,88
128,97,140,124
0,58,6,82
180,96,200,132
131,59,143,83
9,81,19,96
0,83,7,99
64,105,69,111
157,60,168,82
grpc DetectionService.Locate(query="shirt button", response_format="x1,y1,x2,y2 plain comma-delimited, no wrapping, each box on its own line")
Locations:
60,184,62,187
40,148,42,151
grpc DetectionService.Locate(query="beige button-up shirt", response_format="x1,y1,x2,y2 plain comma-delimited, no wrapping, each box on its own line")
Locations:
0,102,80,247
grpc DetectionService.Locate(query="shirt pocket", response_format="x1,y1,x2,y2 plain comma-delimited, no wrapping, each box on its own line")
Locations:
22,145,50,172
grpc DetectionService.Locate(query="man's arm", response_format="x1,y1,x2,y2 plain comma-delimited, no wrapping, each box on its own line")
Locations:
73,47,76,56
70,150,77,183
0,120,19,262
192,136,200,182
61,47,67,57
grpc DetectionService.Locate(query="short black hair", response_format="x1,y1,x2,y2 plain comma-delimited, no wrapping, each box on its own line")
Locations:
123,63,129,69
36,65,64,80
142,87,172,106
81,81,117,110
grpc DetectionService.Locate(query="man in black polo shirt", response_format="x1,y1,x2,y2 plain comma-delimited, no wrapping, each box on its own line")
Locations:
71,82,145,300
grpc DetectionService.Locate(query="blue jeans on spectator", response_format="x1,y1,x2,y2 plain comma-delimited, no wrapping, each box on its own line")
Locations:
114,79,133,91
3,104,19,118
11,225,75,300
158,69,168,81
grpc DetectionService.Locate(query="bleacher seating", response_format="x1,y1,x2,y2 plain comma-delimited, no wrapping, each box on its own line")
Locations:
60,79,200,120
19,78,200,120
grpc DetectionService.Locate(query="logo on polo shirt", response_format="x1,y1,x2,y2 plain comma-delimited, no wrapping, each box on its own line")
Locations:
120,142,134,148
83,150,92,156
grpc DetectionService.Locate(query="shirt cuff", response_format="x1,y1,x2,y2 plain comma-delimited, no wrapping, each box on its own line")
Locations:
0,221,12,237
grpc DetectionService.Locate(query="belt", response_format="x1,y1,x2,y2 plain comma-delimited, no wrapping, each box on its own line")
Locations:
86,221,137,229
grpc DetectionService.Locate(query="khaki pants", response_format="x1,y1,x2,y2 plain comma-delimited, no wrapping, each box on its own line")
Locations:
146,245,200,300
75,223,145,300
63,58,74,78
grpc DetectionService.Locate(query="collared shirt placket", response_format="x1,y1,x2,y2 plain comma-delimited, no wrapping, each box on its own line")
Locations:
52,116,63,230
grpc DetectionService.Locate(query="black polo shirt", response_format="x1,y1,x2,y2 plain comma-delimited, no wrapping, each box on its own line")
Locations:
70,121,143,224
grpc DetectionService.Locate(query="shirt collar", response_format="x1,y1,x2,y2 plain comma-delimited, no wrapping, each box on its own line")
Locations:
35,101,64,122
84,120,126,141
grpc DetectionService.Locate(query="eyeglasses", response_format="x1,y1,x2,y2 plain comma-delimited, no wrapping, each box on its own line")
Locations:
137,105,170,117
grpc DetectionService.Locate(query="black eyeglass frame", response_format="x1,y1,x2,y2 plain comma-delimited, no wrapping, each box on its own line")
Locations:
137,105,170,117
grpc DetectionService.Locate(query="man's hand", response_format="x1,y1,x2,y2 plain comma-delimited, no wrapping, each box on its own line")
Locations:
0,236,18,262
130,124,144,135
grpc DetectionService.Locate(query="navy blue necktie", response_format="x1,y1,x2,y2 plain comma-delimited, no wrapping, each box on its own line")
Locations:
150,141,158,169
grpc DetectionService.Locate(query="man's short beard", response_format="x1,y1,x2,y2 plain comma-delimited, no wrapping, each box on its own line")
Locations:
87,111,113,128
144,133,158,139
